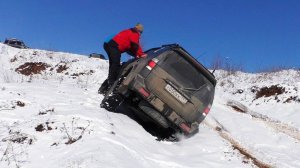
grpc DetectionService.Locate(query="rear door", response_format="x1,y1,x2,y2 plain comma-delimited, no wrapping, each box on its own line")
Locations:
145,50,215,122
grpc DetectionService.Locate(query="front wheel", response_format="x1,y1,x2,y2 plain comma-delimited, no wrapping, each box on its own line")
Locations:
100,94,123,112
100,76,126,111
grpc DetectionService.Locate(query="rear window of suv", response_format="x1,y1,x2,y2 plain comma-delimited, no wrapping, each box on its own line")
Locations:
159,51,214,96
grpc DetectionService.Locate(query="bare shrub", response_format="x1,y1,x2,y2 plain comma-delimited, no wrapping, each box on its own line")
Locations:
32,51,38,55
1,142,20,167
2,71,14,83
58,55,69,63
2,132,34,145
0,100,25,111
1,132,35,167
58,76,64,84
56,63,69,73
74,70,94,88
38,108,54,115
62,118,90,145
296,70,300,79
210,54,244,76
257,65,290,73
283,96,300,103
224,62,244,76
10,56,18,62
211,54,224,70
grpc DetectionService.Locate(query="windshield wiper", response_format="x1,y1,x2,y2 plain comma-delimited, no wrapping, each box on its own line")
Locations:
181,83,207,92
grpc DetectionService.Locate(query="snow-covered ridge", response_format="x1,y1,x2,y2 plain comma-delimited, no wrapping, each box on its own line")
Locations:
0,43,108,84
1,43,300,168
214,69,300,105
1,42,299,106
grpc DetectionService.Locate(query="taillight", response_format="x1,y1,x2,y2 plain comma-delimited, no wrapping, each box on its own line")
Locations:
180,123,191,133
146,58,159,70
202,104,212,116
139,87,150,98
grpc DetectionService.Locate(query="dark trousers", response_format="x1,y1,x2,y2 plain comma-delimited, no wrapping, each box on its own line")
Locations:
104,40,121,85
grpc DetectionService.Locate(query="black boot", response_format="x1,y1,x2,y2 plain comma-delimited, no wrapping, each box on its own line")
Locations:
98,79,109,95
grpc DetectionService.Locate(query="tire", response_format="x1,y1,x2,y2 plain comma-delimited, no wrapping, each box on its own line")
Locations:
100,68,129,111
138,101,169,128
100,60,134,111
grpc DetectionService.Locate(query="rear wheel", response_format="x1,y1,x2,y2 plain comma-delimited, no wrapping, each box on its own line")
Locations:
138,101,169,128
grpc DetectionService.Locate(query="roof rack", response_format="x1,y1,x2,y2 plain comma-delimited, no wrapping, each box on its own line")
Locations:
161,44,179,48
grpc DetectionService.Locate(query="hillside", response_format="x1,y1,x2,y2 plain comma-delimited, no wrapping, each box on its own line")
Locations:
0,43,300,168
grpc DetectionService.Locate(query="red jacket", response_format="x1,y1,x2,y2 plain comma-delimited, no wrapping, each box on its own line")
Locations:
112,28,144,57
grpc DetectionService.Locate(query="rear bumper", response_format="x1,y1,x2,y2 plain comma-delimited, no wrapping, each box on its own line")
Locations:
130,75,202,135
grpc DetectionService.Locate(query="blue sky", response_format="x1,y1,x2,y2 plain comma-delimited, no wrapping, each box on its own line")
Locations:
1,0,299,72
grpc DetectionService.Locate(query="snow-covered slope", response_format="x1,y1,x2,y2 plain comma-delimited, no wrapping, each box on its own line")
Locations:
214,70,300,128
1,43,299,168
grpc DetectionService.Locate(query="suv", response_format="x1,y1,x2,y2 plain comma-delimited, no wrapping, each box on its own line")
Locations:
101,44,216,136
4,38,28,49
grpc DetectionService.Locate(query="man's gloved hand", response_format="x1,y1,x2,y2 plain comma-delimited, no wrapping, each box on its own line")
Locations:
138,54,147,58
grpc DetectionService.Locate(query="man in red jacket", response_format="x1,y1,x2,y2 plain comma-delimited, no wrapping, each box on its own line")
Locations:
99,23,146,94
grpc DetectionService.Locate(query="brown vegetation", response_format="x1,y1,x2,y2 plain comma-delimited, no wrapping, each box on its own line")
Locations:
35,124,46,132
16,101,25,107
255,85,285,99
35,122,54,132
2,132,33,145
15,62,50,76
284,96,300,103
56,64,68,73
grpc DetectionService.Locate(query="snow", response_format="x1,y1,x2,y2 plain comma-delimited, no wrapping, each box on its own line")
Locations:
0,43,300,168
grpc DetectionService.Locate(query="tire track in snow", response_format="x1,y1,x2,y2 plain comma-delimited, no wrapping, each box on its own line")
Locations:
204,118,273,168
227,100,300,142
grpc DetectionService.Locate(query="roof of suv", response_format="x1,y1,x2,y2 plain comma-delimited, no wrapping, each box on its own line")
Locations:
4,38,28,49
5,38,24,42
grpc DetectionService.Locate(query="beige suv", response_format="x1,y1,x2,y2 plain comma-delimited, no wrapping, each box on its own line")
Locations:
101,44,216,136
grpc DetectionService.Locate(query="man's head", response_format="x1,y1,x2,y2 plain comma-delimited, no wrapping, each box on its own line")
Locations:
135,23,144,34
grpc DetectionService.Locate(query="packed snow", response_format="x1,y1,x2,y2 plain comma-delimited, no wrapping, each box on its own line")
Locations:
0,43,299,168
